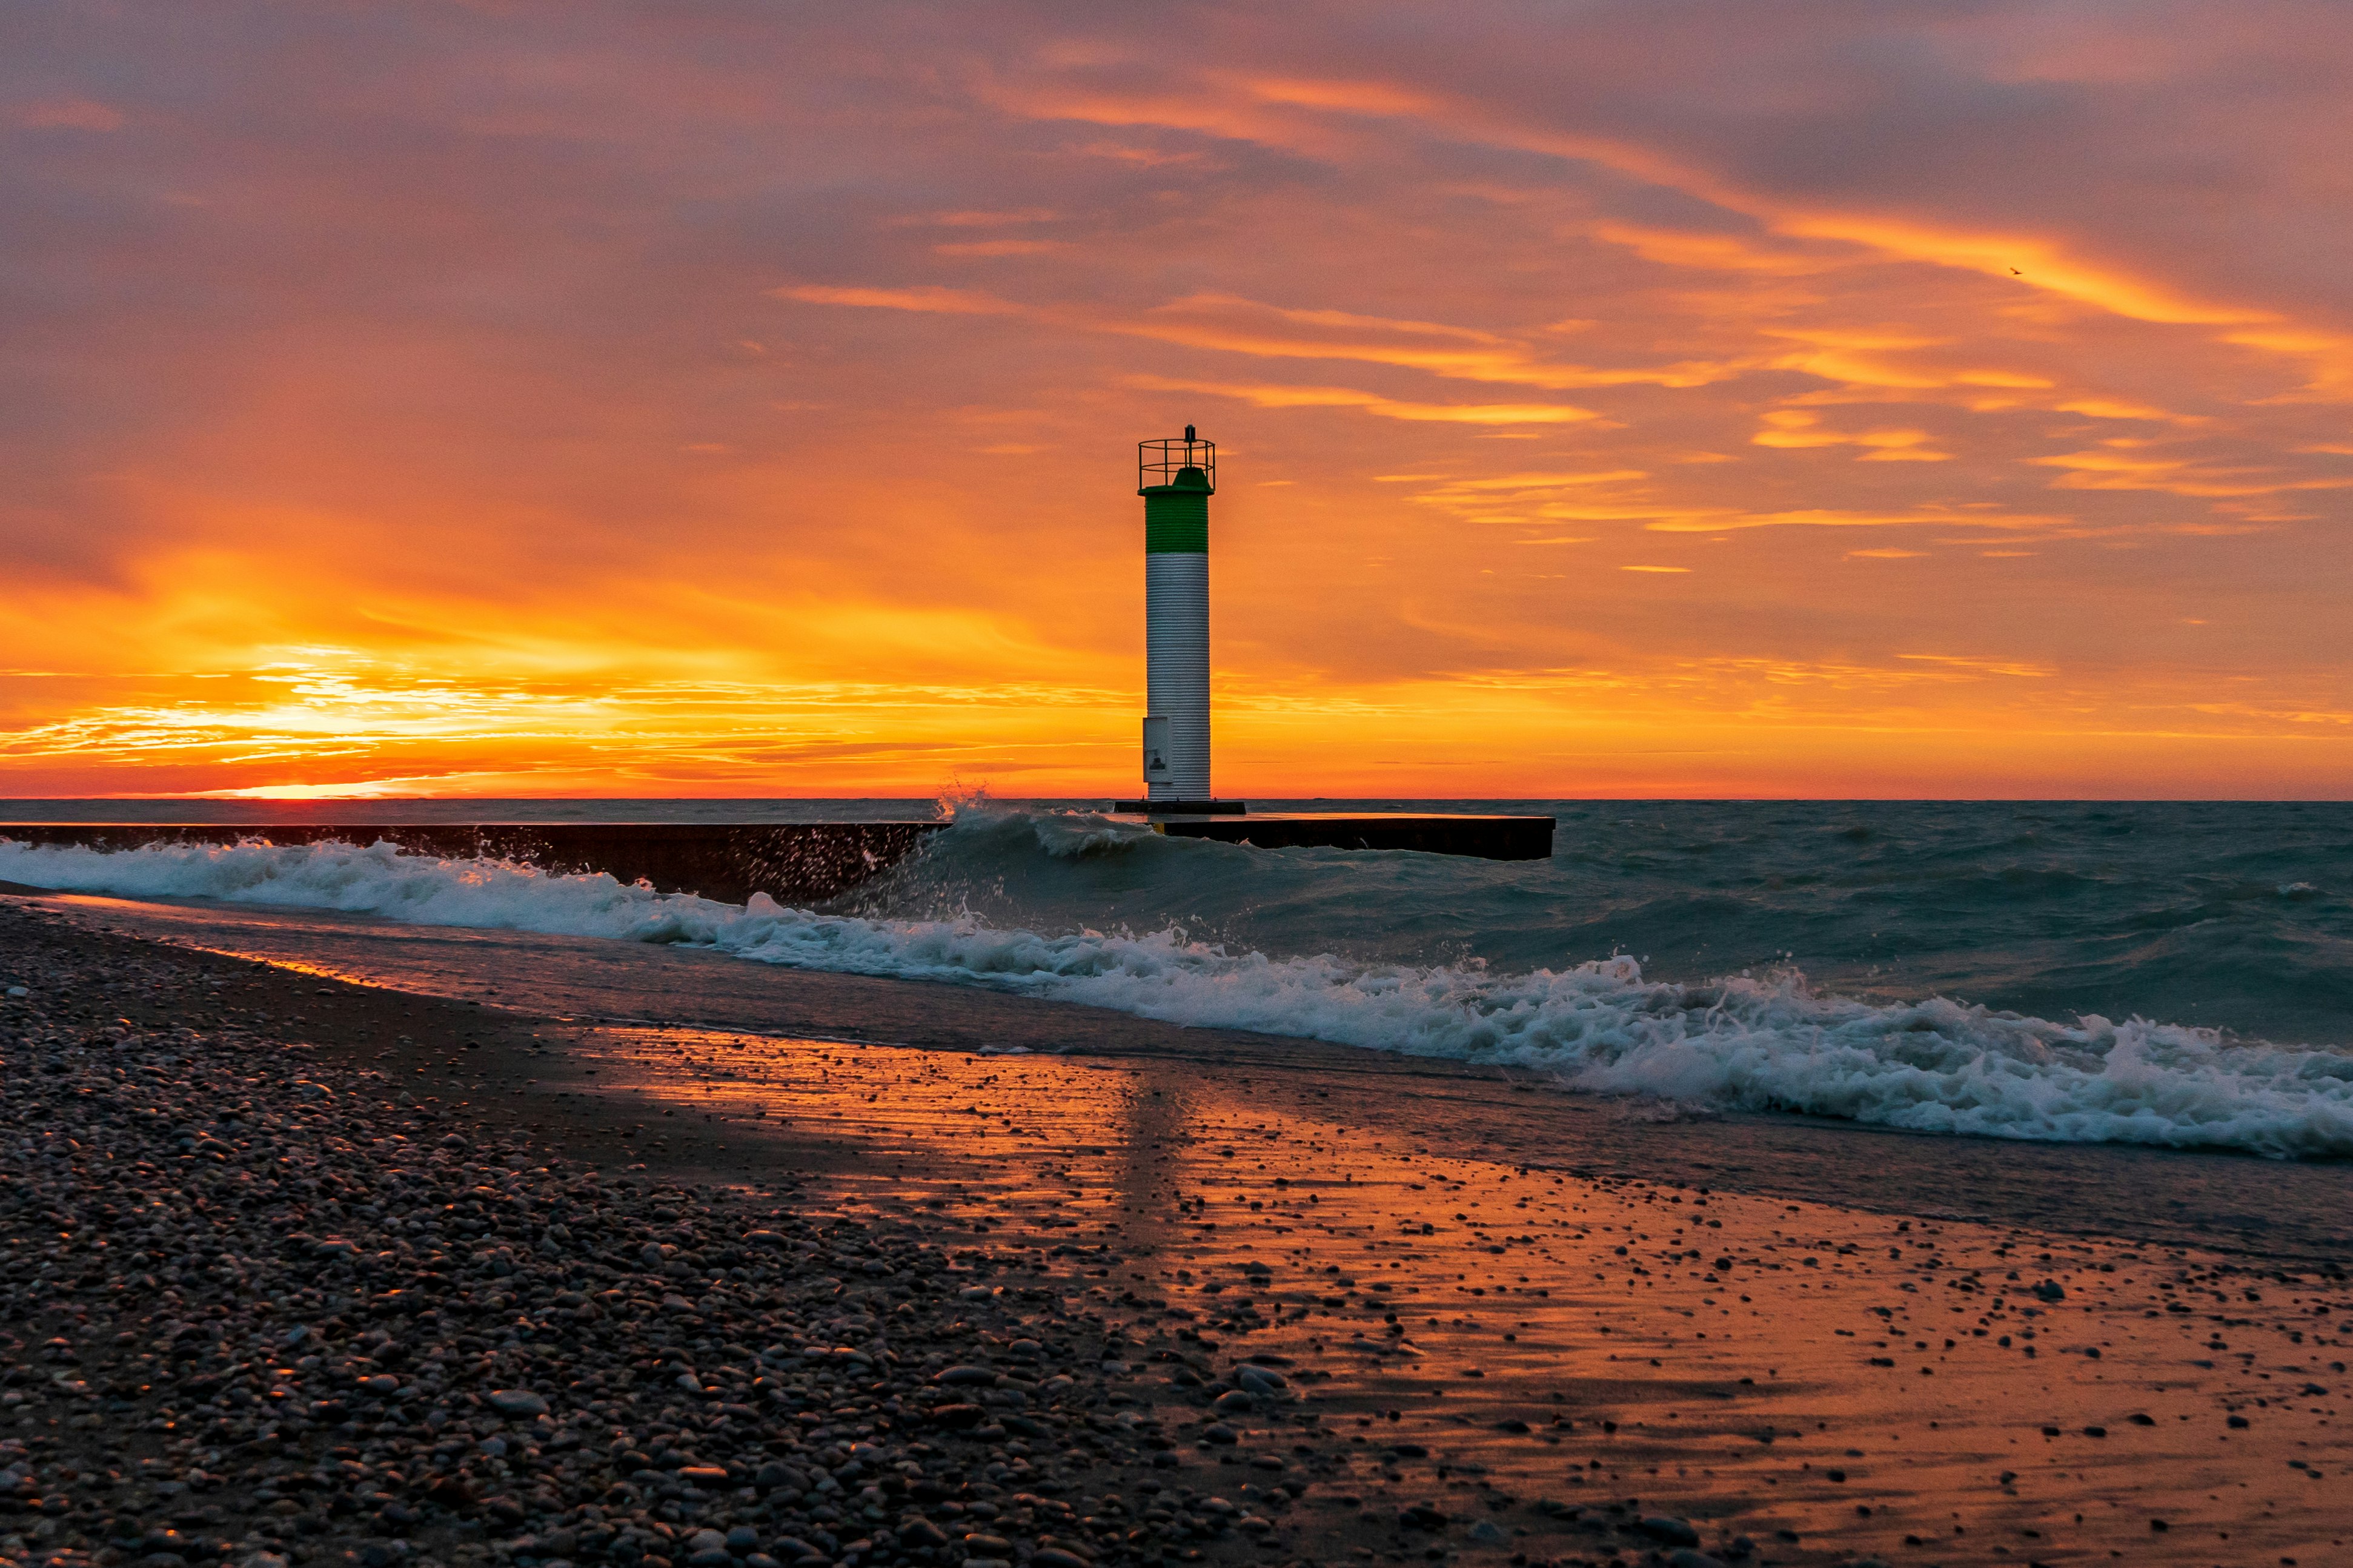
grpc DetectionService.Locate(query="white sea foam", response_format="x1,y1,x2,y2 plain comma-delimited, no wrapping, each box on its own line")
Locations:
6,833,2352,1159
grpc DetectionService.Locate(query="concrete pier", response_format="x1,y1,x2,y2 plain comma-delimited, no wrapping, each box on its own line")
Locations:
0,821,944,905
1120,811,1555,859
2,810,1553,908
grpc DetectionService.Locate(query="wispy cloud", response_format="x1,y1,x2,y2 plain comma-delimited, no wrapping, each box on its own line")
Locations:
775,284,1020,316
8,97,124,131
1124,374,1595,425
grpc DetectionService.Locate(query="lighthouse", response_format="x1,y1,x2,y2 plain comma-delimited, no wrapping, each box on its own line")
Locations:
1121,426,1242,813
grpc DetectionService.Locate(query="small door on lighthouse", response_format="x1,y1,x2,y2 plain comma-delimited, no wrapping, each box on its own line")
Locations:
1141,716,1171,782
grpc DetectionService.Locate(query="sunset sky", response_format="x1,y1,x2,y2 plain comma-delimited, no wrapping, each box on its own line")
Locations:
5,2,2351,799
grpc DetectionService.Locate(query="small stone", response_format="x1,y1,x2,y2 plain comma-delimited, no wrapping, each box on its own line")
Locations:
1640,1517,1701,1548
485,1389,548,1417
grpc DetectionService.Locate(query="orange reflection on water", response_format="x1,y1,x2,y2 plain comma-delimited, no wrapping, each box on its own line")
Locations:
568,1029,2353,1566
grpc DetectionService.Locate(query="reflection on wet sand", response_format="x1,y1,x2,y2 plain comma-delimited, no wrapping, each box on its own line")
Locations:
569,1028,2353,1567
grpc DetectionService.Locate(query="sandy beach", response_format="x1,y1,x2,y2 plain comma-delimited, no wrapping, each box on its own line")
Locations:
3,888,2350,1568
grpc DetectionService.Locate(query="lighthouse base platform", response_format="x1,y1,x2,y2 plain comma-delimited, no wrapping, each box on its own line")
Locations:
1112,810,1554,861
1112,798,1247,814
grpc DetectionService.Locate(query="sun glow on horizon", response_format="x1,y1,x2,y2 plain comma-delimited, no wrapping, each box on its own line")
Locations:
200,779,442,801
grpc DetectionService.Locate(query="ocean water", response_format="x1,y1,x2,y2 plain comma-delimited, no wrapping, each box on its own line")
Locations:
5,798,2352,1159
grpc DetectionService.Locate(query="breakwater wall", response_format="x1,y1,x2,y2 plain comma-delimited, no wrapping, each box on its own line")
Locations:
1138,812,1555,859
0,822,944,905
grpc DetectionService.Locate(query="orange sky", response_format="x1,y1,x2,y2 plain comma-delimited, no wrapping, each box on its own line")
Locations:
5,2,2352,799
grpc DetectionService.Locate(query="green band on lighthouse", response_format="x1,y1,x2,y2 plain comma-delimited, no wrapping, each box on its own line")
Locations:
1141,463,1213,554
1143,490,1208,553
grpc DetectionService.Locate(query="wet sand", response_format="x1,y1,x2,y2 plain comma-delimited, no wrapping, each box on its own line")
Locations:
4,887,2351,1568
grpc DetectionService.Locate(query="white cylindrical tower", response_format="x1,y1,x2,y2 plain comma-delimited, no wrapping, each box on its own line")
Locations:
1140,427,1215,804
1146,552,1209,799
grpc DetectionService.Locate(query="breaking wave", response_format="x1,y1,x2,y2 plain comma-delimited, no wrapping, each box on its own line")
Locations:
5,820,2352,1160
